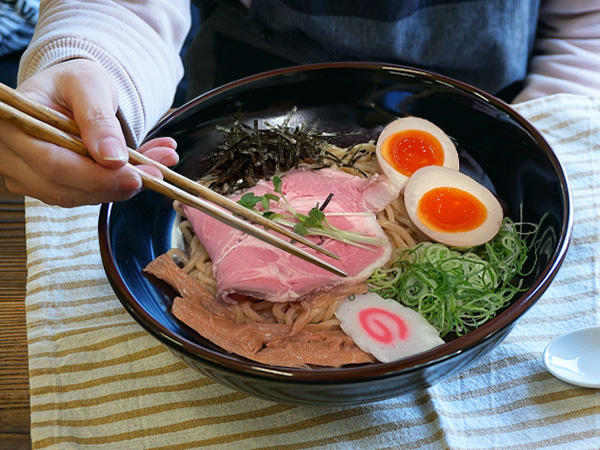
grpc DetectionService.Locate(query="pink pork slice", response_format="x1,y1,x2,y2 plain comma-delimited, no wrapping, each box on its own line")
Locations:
183,168,398,303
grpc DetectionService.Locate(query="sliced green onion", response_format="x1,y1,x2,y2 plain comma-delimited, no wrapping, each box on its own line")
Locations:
367,218,534,337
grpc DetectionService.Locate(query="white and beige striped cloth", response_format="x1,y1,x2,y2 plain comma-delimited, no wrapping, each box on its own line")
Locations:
24,94,600,449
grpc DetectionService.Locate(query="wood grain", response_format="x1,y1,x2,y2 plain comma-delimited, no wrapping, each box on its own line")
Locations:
0,179,30,450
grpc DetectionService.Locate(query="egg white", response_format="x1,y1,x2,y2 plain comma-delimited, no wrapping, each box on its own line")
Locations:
376,117,459,191
404,166,503,247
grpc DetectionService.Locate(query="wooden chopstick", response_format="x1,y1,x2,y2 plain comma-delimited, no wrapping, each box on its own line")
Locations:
0,83,339,261
0,84,346,277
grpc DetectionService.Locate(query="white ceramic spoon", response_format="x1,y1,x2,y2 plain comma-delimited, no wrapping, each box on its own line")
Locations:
543,326,600,388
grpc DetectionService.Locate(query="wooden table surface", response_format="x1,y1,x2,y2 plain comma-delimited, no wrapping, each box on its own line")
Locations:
0,179,30,450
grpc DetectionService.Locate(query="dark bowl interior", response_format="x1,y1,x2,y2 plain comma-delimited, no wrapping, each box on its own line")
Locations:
99,62,572,405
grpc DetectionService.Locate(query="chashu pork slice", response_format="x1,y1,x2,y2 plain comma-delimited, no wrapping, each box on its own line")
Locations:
183,168,398,303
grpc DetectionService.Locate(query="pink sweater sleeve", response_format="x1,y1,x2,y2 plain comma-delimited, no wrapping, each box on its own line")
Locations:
18,0,191,145
513,0,600,103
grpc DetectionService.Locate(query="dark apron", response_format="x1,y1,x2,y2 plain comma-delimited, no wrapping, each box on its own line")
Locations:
185,0,541,102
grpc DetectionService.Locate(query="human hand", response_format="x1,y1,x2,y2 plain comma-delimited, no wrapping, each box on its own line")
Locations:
0,59,179,207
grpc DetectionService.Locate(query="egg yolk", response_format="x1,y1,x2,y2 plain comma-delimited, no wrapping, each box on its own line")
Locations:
382,129,445,177
417,187,488,233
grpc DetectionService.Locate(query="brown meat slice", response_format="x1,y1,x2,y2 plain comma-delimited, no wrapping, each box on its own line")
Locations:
144,255,374,367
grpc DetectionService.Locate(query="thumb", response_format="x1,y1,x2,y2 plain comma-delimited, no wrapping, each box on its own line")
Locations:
60,62,129,168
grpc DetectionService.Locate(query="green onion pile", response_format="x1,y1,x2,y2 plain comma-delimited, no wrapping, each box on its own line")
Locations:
367,218,534,337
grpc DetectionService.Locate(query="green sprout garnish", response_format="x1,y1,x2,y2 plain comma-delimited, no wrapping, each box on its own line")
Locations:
237,175,386,249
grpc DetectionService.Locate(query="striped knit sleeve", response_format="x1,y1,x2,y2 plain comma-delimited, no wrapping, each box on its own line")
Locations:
513,0,600,103
17,0,191,146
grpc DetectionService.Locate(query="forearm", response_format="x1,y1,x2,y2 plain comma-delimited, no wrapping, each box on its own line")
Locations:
513,0,600,103
18,0,191,145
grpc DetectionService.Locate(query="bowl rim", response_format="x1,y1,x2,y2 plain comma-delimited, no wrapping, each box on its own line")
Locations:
99,61,573,383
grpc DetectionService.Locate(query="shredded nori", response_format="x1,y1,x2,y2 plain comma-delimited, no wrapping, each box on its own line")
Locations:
317,145,373,178
198,108,370,195
198,108,329,195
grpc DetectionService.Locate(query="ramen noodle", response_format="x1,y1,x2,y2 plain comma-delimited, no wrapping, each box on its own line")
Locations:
144,143,430,367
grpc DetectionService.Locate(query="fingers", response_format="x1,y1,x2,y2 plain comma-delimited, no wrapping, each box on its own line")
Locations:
5,60,181,206
57,62,129,168
0,121,179,206
4,171,140,207
1,153,142,207
137,137,179,166
0,123,141,206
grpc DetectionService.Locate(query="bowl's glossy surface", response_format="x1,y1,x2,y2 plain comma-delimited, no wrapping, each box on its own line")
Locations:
99,62,572,405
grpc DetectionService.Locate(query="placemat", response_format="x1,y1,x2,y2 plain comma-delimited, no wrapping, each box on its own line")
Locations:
24,93,600,449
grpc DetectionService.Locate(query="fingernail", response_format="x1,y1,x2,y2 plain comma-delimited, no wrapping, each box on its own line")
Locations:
160,152,179,166
99,137,127,162
115,174,142,192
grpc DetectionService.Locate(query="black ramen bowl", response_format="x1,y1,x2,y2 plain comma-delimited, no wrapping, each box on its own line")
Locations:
99,62,572,405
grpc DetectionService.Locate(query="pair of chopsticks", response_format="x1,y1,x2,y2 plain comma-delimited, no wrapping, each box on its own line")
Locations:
0,82,346,277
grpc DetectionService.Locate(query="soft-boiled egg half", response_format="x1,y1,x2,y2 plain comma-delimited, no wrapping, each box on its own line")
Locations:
404,166,503,247
376,117,459,191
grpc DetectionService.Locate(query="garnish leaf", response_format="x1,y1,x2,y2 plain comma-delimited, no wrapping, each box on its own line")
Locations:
239,192,263,209
236,185,385,248
262,193,279,211
293,223,308,237
272,175,283,193
303,208,326,228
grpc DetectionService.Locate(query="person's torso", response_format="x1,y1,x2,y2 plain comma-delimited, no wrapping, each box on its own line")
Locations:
188,0,541,100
